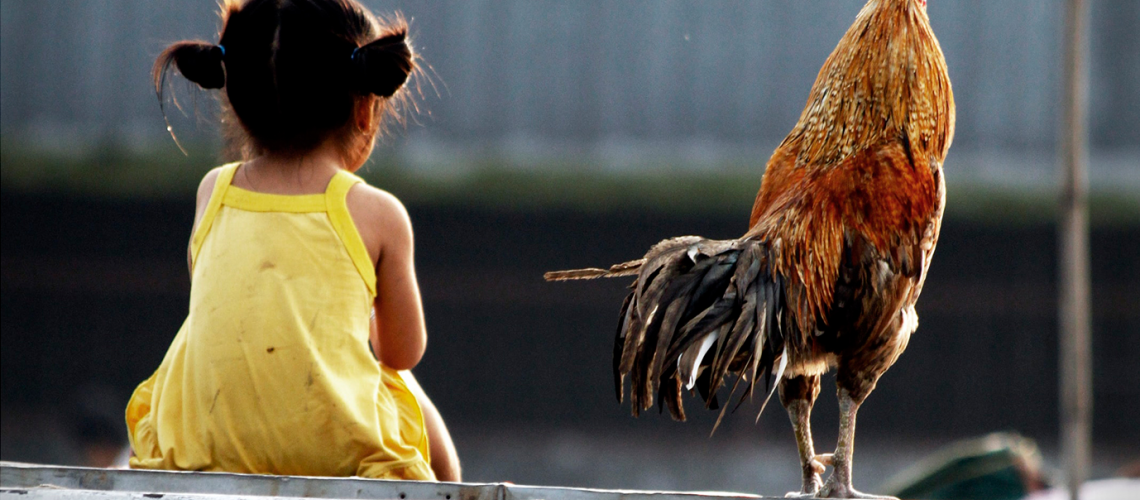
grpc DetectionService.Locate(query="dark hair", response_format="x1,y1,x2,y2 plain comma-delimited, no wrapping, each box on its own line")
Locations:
154,0,416,157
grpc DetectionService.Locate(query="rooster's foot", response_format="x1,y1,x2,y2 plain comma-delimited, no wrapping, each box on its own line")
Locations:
784,451,835,497
783,468,823,497
816,478,896,499
814,453,834,468
783,486,822,499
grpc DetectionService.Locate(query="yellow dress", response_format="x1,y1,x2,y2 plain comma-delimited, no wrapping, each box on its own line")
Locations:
126,163,434,480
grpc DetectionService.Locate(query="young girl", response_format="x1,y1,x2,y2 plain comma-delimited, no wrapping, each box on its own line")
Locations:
125,0,460,481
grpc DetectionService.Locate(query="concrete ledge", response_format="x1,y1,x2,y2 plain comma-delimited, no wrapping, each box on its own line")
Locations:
1,462,775,500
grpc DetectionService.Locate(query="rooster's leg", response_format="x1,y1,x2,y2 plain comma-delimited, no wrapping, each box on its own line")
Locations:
779,375,824,498
817,386,897,499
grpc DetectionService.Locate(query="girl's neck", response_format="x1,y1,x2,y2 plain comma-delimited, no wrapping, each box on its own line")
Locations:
235,143,349,196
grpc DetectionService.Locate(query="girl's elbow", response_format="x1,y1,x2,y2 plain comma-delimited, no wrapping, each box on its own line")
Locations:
381,341,426,371
382,353,421,371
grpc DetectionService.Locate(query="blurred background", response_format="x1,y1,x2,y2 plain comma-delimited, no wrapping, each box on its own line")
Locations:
2,0,1138,496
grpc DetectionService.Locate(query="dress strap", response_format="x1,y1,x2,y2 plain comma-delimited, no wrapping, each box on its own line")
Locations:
325,170,378,297
189,163,240,269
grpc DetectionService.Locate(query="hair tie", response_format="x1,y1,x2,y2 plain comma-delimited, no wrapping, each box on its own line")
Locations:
217,44,226,57
351,46,360,61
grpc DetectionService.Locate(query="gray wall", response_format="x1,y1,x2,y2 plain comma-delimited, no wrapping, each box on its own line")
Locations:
2,1,1138,174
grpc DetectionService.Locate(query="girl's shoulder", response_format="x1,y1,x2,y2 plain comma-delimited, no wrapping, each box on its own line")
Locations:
346,182,410,231
191,165,233,236
345,181,414,267
196,165,228,208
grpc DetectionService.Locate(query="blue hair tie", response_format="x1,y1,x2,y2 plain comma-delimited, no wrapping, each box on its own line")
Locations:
217,44,226,57
351,46,360,60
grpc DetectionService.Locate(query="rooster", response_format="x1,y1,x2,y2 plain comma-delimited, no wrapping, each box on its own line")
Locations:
545,0,953,498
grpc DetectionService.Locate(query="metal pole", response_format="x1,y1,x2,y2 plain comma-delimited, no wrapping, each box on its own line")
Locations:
1059,0,1091,499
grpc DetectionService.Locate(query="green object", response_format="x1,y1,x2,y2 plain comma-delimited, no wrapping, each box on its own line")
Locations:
878,433,1046,500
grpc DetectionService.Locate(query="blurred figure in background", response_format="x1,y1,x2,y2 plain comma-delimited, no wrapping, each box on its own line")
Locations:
70,383,129,468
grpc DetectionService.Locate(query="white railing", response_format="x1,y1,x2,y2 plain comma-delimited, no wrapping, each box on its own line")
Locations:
1,462,776,500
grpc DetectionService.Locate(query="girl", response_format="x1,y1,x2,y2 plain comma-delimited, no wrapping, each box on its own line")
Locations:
125,0,459,481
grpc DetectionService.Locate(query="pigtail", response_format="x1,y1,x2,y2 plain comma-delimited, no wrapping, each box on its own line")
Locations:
350,28,414,98
153,41,226,94
152,40,226,153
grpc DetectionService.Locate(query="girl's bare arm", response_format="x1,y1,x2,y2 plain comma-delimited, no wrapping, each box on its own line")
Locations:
350,184,427,371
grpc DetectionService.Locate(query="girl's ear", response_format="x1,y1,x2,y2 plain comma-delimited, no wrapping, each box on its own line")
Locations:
353,96,378,136
345,96,381,171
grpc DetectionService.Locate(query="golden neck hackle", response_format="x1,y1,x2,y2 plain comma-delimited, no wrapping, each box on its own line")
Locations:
780,0,954,171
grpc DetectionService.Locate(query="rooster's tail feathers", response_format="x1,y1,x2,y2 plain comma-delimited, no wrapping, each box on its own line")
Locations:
543,258,648,281
602,236,790,424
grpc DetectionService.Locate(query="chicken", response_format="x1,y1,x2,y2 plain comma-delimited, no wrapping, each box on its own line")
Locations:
545,0,953,498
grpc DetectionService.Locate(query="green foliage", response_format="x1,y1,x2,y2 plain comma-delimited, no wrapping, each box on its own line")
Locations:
354,162,761,215
1,138,215,199
3,140,1137,226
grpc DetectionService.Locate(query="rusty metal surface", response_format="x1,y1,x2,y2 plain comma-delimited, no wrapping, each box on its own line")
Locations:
1,463,771,500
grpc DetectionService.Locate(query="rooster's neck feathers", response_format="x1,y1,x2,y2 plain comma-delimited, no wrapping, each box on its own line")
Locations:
780,0,954,171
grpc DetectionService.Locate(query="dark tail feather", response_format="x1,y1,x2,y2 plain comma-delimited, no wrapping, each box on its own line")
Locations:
554,235,790,423
544,259,646,281
613,293,633,403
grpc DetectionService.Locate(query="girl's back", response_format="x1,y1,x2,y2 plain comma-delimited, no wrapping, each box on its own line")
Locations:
127,164,430,478
126,0,459,481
